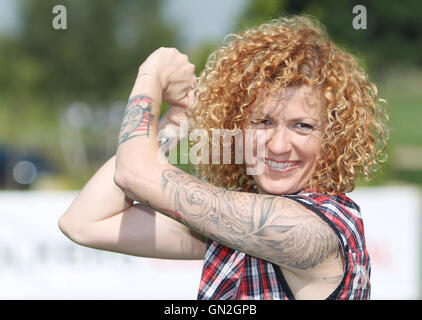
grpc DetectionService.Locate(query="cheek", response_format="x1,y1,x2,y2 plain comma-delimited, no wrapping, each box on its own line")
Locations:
296,135,322,162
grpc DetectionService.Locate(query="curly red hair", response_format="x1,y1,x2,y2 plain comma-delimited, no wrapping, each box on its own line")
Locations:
187,15,389,194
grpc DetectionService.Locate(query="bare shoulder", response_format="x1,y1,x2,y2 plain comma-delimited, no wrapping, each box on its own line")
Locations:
239,194,340,271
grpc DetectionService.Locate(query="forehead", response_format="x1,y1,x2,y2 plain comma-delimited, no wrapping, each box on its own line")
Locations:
253,86,324,118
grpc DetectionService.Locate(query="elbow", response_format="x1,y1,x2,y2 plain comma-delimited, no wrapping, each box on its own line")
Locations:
113,163,143,199
113,166,130,191
58,213,70,238
58,213,88,246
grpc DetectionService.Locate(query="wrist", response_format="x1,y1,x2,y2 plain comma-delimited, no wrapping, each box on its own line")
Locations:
136,71,162,94
137,64,166,91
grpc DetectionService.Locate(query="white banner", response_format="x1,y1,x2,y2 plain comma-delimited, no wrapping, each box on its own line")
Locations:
0,187,420,299
350,186,421,299
0,191,203,299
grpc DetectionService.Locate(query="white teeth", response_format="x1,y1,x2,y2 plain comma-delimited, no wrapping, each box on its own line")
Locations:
265,159,298,170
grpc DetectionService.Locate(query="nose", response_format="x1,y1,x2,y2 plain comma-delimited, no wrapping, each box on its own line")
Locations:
267,126,292,155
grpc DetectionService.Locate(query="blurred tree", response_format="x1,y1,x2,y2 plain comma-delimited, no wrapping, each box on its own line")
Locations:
0,0,180,188
236,0,422,74
4,0,178,104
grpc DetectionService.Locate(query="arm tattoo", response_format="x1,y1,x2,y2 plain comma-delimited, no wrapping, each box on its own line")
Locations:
118,94,155,145
160,169,339,270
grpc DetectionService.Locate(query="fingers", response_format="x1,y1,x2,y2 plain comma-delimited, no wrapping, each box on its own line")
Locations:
180,95,190,109
146,47,196,107
187,90,196,108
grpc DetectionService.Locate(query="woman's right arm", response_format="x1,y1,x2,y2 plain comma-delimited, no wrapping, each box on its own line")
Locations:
58,117,206,260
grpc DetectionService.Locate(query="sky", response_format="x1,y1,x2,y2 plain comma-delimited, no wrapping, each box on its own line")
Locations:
162,0,249,48
0,0,250,48
0,0,18,34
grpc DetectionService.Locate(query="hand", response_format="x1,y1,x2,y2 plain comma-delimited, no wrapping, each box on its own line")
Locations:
158,89,195,144
158,106,189,154
162,105,188,127
161,90,195,124
138,47,196,108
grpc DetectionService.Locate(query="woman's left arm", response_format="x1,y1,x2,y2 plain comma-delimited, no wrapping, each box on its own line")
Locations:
115,48,339,272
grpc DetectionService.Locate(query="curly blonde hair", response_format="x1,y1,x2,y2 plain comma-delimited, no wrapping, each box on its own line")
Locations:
187,15,389,194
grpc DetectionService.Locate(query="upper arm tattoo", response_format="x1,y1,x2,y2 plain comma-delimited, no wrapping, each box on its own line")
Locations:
160,169,339,270
118,95,155,145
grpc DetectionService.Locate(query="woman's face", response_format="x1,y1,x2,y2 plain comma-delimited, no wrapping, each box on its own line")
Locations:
245,86,325,195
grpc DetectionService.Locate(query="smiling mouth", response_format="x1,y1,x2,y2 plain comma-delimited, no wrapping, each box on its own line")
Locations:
264,159,301,172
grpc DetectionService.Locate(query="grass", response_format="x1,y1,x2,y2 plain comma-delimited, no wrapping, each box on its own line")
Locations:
374,69,422,187
378,69,422,147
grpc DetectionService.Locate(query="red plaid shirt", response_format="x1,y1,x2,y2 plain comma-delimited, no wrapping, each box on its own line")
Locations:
197,191,371,300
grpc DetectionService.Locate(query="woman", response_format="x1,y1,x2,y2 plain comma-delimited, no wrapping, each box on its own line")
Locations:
59,15,388,300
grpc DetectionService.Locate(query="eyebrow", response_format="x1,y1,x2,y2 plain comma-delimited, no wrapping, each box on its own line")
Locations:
289,116,320,123
253,112,321,122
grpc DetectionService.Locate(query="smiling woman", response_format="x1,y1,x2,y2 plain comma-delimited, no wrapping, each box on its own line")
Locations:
59,15,389,300
244,86,325,195
190,16,389,195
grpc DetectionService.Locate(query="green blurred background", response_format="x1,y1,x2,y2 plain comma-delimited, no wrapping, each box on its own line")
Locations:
0,0,421,191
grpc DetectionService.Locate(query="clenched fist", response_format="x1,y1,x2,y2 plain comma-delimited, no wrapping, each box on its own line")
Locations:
138,47,196,108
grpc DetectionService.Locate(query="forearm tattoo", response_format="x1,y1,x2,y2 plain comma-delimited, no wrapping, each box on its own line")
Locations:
160,169,339,270
118,95,155,145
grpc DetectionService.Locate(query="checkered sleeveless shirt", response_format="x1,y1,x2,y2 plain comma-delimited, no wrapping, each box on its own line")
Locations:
197,191,371,300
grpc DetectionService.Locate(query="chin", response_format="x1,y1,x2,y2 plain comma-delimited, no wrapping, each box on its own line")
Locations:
256,181,301,196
